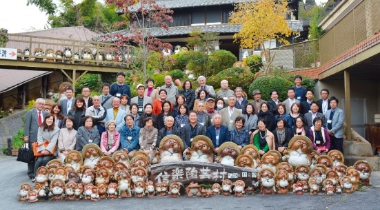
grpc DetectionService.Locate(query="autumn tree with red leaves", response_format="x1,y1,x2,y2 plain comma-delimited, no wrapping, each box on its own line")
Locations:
105,0,174,82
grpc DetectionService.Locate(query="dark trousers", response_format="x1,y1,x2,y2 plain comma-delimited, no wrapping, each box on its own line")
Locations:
27,142,35,178
330,135,343,153
34,155,56,177
97,123,105,135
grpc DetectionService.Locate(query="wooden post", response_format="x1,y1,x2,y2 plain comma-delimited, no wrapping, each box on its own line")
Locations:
344,70,352,141
22,85,26,110
72,69,76,95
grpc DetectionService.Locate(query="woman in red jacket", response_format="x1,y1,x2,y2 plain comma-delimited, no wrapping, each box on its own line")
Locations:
100,120,120,156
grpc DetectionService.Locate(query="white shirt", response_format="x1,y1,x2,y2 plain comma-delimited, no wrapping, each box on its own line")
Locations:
288,98,296,106
322,99,328,114
84,97,89,108
228,107,235,118
311,112,317,121
67,98,73,114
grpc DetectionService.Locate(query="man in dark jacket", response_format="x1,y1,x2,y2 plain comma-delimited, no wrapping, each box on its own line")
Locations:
157,116,181,147
181,111,206,154
206,114,229,153
300,89,315,114
267,90,280,115
110,72,131,103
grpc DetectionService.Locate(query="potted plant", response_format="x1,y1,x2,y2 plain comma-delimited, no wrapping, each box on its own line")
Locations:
11,128,24,156
0,28,8,48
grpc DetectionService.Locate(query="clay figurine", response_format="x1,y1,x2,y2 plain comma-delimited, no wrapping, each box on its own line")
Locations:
160,182,169,196
155,183,163,196
234,180,246,197
310,150,320,169
95,156,115,172
112,150,130,168
170,182,181,198
131,166,147,185
259,150,281,173
328,150,344,166
283,136,312,168
277,162,295,184
130,153,150,170
326,170,340,188
308,177,319,195
276,170,290,194
55,50,63,63
117,170,132,198
35,166,49,187
316,155,333,170
83,183,95,200
65,150,83,172
64,166,75,179
65,181,78,201
309,167,323,190
185,135,214,163
50,179,65,201
18,183,32,201
333,164,348,179
154,135,184,163
82,144,104,169
240,145,261,168
346,166,360,191
294,165,310,192
323,179,335,195
67,171,80,183
145,180,155,197
340,176,354,194
107,183,118,199
221,179,233,196
292,181,304,195
315,164,328,180
81,166,95,184
235,154,255,168
34,47,44,62
258,168,276,195
215,142,240,166
34,182,47,201
28,190,38,203
97,183,107,199
53,167,67,182
90,187,100,202
95,167,111,185
47,159,64,169
354,160,372,186
134,180,146,198
186,182,202,197
212,183,221,195
75,183,84,200
200,188,212,198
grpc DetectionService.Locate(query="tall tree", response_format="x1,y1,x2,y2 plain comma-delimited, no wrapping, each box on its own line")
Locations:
229,0,292,75
105,0,174,83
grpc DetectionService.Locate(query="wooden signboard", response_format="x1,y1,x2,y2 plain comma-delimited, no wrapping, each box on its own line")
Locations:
150,161,259,186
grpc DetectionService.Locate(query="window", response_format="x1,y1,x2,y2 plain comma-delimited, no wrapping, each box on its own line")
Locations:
206,8,221,25
191,10,205,25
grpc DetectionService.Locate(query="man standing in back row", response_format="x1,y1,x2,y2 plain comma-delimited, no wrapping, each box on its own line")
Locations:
110,72,131,103
324,96,344,153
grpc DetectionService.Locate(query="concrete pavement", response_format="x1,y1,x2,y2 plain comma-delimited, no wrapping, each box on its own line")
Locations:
2,155,380,210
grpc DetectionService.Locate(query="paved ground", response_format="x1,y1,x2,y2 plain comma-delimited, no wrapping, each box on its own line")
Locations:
2,156,380,210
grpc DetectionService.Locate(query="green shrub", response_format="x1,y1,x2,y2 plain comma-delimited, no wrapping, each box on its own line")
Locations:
208,50,237,75
249,76,293,101
273,70,316,91
150,74,165,87
75,73,101,95
169,69,185,80
12,128,24,150
207,67,254,94
246,54,263,74
176,51,193,70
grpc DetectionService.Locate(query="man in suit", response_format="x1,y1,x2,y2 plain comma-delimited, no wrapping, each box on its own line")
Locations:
161,75,178,106
195,76,216,98
267,90,280,115
324,96,345,153
60,87,75,116
86,95,107,135
282,87,300,114
105,97,126,132
101,83,115,110
292,75,307,102
131,84,152,116
300,89,315,114
220,96,243,131
157,116,181,147
24,98,47,180
250,89,266,114
304,102,326,129
206,114,229,154
181,111,206,155
317,88,331,115
196,101,211,128
110,72,131,102
81,86,93,108
234,87,248,110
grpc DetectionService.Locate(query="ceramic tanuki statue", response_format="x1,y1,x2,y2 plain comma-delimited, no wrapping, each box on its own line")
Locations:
35,166,49,187
277,162,294,185
155,183,163,196
215,142,240,166
315,164,328,180
308,177,319,195
83,183,95,200
96,167,111,185
221,179,233,196
50,179,65,201
65,150,83,172
258,168,276,195
117,170,132,198
68,171,80,183
47,159,64,169
53,167,67,182
200,188,212,198
233,180,246,197
82,144,104,169
81,166,95,185
309,167,323,190
170,182,181,198
94,156,115,173
107,183,118,199
145,181,155,197
160,182,169,196
185,135,214,163
354,160,372,186
130,153,150,170
131,167,147,185
34,182,47,200
333,164,348,179
259,150,281,173
292,181,304,195
346,166,360,191
283,136,312,168
240,145,261,168
212,183,221,195
323,179,335,195
186,182,202,197
245,186,255,195
90,187,100,202
18,183,32,201
133,180,146,198
340,176,354,194
28,190,39,203
75,183,84,200
316,155,333,170
112,150,130,168
65,181,78,201
235,155,255,168
64,166,75,179
276,170,290,194
154,135,184,163
326,170,340,189
310,150,320,169
295,165,310,193
328,150,345,167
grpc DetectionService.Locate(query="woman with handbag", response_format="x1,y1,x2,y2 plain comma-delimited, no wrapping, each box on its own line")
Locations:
57,117,77,162
33,114,60,181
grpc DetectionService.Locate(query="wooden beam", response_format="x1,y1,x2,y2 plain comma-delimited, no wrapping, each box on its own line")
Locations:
60,69,73,83
75,71,88,83
72,69,77,94
344,70,352,141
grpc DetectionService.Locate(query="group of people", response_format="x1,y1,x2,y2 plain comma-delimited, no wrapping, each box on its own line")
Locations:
23,72,344,181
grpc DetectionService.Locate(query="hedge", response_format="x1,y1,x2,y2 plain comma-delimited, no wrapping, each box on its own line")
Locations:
248,76,293,101
207,67,254,94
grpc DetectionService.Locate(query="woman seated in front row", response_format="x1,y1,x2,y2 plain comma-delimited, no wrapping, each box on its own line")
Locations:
273,118,293,155
229,116,250,149
309,116,331,154
250,119,275,156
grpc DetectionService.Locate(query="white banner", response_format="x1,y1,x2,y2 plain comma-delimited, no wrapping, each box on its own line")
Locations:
0,48,17,60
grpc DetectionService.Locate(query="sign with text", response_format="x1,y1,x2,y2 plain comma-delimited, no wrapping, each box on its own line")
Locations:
0,48,17,60
150,162,258,186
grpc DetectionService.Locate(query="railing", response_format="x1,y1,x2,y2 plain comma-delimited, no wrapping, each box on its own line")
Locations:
0,32,136,68
269,40,319,70
319,0,380,65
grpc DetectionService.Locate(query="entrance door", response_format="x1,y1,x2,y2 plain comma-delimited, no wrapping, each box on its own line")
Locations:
341,98,367,137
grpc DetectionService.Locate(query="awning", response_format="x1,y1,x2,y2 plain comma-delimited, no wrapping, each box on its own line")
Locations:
0,69,52,93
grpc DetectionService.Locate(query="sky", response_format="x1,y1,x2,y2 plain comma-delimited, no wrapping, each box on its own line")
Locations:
0,0,329,33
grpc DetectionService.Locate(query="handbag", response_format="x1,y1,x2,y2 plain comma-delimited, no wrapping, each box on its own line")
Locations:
16,143,35,163
32,141,56,157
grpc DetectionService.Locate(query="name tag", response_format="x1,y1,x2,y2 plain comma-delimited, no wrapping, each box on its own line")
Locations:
223,97,228,101
127,136,132,140
199,122,204,126
327,120,332,123
89,139,93,143
116,93,121,97
181,124,185,128
316,140,321,144
297,96,301,100
138,108,143,112
216,136,219,140
190,138,193,142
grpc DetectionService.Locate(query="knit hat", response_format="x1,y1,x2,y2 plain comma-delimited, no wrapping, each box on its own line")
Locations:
105,120,116,130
